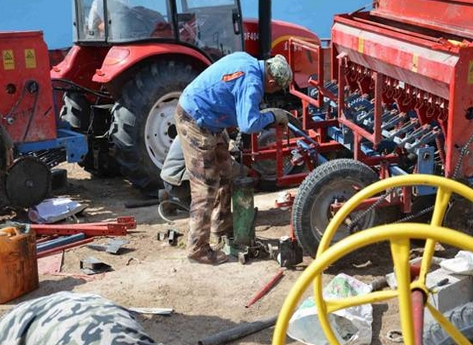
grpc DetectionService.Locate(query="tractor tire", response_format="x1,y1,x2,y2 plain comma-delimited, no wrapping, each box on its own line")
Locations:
110,60,200,196
252,114,305,191
423,302,473,344
60,92,120,178
291,158,379,257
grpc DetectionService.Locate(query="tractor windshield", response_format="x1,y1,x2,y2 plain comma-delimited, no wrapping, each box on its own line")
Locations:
175,0,243,59
74,0,243,60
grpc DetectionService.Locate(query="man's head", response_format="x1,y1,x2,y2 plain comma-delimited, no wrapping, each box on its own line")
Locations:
265,54,293,93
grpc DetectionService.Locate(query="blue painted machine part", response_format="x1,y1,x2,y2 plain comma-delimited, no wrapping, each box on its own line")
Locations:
415,146,436,195
15,129,88,163
36,232,86,252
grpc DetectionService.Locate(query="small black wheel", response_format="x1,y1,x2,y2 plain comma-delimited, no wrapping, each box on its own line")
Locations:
291,159,379,257
423,302,473,344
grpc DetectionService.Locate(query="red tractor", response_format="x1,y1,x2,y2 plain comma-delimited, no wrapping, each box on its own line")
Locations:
51,0,321,197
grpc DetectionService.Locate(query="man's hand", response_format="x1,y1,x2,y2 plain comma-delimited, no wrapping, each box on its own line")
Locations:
261,107,291,128
271,108,289,126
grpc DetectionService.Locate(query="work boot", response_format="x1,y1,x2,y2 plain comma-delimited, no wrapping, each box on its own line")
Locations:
209,233,226,250
188,247,228,265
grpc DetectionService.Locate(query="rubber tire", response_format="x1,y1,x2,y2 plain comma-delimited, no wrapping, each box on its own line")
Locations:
111,60,199,195
423,302,473,345
253,114,305,192
60,92,120,178
59,92,90,132
291,158,379,258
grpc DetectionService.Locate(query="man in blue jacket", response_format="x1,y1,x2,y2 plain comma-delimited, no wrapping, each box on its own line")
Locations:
174,52,293,265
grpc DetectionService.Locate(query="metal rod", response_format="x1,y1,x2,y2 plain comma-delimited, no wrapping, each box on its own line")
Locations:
36,238,94,259
245,269,284,308
36,233,85,252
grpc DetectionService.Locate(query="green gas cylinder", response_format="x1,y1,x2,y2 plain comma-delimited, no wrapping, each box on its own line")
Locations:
232,176,257,246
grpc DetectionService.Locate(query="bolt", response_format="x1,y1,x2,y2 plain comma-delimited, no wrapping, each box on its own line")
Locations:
5,83,16,94
423,152,431,160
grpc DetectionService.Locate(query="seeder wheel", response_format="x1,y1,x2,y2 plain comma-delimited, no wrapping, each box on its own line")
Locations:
274,174,473,345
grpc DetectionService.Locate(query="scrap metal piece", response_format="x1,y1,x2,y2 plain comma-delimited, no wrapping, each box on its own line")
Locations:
277,236,303,268
157,229,182,245
167,229,182,246
157,231,168,241
106,238,129,254
127,307,173,315
80,256,112,275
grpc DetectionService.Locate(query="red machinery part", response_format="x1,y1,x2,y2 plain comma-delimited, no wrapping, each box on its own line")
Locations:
0,31,57,143
372,0,473,40
329,2,473,178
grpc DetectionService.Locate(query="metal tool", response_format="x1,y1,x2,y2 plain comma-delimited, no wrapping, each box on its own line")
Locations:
223,132,262,263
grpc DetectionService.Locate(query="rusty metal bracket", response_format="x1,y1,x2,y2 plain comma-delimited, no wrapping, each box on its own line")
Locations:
31,217,136,237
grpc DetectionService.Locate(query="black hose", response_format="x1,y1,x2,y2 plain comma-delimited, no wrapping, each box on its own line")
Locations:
197,315,277,345
51,78,113,99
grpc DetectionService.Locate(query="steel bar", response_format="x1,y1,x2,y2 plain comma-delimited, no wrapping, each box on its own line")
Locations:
36,238,94,258
36,233,85,252
32,223,128,237
245,269,284,308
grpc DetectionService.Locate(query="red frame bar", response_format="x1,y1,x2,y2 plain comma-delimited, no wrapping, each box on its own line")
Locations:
33,223,128,237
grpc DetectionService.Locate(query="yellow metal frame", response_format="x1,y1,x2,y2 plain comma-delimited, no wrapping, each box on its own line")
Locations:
273,174,473,345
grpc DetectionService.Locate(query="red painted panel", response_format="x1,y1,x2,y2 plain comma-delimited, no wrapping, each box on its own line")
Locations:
332,19,457,99
243,19,321,88
374,0,473,39
92,43,211,83
0,31,56,143
331,11,473,176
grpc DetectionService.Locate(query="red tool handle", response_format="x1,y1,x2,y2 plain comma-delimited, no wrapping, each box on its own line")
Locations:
245,269,284,308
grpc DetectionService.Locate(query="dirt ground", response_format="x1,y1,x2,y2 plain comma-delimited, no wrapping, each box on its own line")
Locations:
0,162,417,345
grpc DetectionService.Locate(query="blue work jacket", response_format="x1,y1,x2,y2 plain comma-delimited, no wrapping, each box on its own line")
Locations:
179,52,274,134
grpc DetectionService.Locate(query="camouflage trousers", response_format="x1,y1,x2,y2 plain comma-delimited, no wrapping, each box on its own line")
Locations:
174,104,233,256
0,291,156,345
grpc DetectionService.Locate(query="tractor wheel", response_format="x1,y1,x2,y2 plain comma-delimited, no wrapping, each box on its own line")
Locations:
110,60,200,195
291,158,379,257
252,114,305,191
60,92,120,178
423,302,473,344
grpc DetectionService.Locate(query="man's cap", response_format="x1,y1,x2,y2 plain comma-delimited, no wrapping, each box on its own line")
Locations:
267,54,293,89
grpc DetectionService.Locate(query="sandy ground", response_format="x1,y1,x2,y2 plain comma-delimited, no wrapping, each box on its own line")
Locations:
0,162,424,345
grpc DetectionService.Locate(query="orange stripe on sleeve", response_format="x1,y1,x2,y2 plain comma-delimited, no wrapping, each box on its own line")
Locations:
222,71,244,82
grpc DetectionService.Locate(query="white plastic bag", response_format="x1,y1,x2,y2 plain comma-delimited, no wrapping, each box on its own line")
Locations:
28,197,87,224
287,273,373,345
440,250,473,275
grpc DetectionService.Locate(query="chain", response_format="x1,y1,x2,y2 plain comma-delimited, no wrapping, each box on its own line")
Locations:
452,129,473,180
393,204,435,224
348,188,393,232
388,129,473,224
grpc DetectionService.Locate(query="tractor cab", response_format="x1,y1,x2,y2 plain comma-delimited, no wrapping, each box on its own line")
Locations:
73,0,244,60
54,0,321,198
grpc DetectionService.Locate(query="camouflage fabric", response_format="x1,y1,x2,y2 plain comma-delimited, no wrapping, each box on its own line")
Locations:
266,54,293,89
174,104,233,257
0,291,156,345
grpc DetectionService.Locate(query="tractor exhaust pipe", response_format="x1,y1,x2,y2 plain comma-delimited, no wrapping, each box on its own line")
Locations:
259,0,272,60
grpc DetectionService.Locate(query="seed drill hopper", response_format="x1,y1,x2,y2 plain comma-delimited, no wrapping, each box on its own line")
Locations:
259,0,473,256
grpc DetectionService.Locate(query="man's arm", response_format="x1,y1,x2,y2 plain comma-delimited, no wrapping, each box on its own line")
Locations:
235,82,274,133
